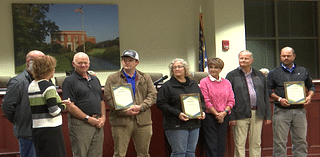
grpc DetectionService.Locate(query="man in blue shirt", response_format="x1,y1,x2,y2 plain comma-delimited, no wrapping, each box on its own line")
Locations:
104,50,157,157
267,47,315,157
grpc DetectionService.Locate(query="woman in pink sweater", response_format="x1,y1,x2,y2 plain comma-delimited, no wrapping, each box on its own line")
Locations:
199,58,235,157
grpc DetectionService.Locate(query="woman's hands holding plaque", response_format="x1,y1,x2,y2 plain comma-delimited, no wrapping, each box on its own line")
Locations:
179,112,189,121
197,112,205,120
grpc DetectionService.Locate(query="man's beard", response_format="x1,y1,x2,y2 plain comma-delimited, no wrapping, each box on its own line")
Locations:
27,60,33,72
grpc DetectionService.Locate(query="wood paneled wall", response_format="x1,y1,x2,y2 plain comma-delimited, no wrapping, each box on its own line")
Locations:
1,81,320,156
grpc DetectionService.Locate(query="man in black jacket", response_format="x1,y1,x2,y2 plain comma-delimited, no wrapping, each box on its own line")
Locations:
267,47,315,157
226,50,271,157
2,50,44,157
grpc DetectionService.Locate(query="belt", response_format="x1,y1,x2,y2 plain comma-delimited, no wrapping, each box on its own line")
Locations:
90,114,101,118
251,106,257,110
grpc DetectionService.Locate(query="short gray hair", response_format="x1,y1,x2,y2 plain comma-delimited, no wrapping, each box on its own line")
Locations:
73,52,90,62
169,58,191,78
239,50,253,59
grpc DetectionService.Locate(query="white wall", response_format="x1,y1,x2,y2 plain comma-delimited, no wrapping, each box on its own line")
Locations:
0,0,245,84
204,0,246,78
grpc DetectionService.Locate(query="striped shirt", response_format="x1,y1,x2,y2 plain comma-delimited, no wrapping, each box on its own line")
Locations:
28,80,66,128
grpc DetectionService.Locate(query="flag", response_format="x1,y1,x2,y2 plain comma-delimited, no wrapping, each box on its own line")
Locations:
199,13,208,72
75,8,83,14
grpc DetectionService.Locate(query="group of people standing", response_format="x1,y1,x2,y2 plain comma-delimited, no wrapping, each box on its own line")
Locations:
156,50,268,157
1,46,315,157
196,47,314,157
1,49,156,157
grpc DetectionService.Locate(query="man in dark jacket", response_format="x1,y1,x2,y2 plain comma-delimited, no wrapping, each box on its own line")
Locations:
2,50,44,157
226,50,271,157
267,47,315,157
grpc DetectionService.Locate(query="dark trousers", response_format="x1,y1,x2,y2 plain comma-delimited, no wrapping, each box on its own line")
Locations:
201,113,229,157
32,125,66,157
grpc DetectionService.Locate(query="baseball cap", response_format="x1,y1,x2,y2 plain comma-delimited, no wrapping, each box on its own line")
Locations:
121,50,139,61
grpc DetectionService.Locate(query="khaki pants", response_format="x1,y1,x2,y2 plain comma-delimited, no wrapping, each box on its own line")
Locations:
233,110,263,157
111,118,152,157
68,115,104,157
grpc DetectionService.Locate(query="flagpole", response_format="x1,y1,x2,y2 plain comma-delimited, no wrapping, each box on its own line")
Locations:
199,12,208,72
81,6,85,53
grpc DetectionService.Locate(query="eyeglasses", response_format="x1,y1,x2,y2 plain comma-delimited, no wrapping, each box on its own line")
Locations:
173,66,184,69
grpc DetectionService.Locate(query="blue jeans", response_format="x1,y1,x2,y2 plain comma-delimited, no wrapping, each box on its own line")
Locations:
165,128,200,157
18,138,36,157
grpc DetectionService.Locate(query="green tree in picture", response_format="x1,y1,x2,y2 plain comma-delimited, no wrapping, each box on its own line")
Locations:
12,4,59,72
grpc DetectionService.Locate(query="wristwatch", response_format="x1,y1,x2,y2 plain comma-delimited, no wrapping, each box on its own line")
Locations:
84,115,89,122
224,110,229,114
140,107,145,112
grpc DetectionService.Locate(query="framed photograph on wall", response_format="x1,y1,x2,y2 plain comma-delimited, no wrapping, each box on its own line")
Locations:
12,3,120,73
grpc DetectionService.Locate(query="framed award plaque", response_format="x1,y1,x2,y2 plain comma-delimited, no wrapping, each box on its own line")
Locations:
284,81,306,105
180,93,203,119
111,84,134,110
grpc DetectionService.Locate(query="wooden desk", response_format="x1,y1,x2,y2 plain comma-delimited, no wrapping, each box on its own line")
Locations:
0,88,168,157
0,148,19,157
1,82,320,156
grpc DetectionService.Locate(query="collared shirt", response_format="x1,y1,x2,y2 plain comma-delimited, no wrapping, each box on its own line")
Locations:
281,63,296,73
267,64,315,109
62,71,103,115
209,74,222,82
199,76,235,113
226,67,272,121
240,67,257,108
123,70,136,96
